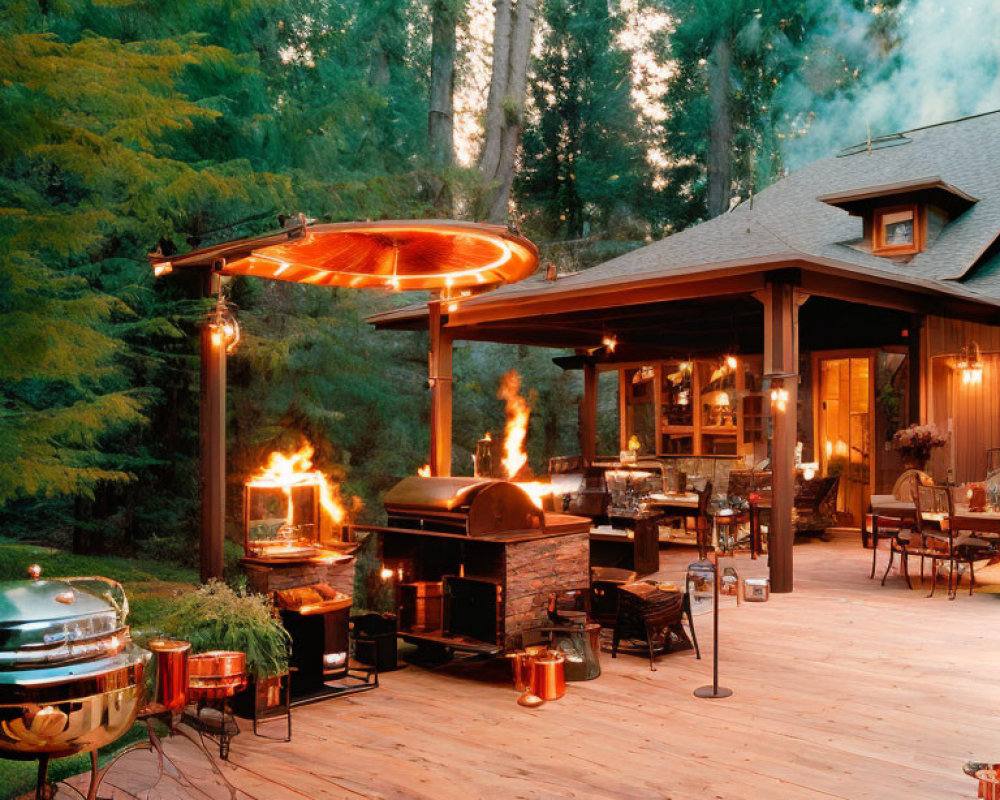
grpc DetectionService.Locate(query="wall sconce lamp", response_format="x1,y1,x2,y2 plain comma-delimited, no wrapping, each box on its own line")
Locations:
954,341,983,385
770,384,789,413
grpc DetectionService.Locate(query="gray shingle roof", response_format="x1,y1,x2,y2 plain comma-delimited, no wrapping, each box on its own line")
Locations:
521,111,1000,291
369,111,1000,328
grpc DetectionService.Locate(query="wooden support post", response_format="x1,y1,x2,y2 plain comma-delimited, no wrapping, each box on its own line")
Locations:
428,300,453,477
908,314,924,424
759,279,806,594
582,362,598,465
199,274,226,583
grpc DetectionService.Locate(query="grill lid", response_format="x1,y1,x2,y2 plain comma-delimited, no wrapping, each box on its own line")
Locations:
0,570,132,670
383,476,493,512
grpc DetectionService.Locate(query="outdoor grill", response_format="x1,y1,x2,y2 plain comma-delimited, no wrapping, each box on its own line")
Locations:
362,477,591,655
383,476,546,537
0,567,150,797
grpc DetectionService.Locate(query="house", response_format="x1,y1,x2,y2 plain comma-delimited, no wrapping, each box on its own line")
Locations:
370,110,1000,592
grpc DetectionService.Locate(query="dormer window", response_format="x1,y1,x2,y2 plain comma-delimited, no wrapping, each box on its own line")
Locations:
817,177,978,261
873,204,920,256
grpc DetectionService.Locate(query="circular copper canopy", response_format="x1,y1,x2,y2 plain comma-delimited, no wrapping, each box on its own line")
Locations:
151,219,538,292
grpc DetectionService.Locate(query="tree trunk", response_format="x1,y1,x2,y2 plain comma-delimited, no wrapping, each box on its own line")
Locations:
481,0,513,181
429,0,459,169
482,0,538,223
706,36,732,219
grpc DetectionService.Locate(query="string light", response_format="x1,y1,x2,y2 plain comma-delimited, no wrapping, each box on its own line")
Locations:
602,335,617,353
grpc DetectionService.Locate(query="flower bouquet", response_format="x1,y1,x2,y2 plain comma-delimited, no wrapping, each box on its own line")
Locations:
891,423,946,467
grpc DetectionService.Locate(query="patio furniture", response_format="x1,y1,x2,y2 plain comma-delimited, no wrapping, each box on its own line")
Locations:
589,566,636,627
611,583,699,670
912,484,992,599
869,469,932,579
687,480,713,558
793,475,840,537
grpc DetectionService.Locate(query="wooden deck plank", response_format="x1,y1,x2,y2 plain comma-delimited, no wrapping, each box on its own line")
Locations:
60,538,998,800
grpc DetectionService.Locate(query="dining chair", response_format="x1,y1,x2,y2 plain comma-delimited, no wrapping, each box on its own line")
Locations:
685,480,713,559
871,469,932,581
912,484,988,599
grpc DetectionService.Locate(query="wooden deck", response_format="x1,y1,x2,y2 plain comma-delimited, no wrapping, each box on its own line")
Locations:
64,537,999,800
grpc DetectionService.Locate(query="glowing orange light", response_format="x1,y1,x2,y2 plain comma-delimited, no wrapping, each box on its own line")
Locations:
498,370,531,480
153,262,173,277
514,481,553,509
602,335,617,353
210,328,223,347
379,568,394,581
770,387,789,413
247,442,347,526
726,355,738,370
417,464,431,477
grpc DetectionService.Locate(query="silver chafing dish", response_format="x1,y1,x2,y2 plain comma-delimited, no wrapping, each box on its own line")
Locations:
0,567,150,765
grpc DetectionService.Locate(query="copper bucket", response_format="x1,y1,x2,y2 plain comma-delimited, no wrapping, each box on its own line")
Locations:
149,638,191,712
507,645,547,691
531,652,566,701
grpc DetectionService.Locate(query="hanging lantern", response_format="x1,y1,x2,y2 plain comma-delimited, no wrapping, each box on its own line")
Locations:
206,294,241,354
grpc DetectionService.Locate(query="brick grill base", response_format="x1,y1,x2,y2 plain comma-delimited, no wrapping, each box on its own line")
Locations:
503,531,589,650
241,557,355,598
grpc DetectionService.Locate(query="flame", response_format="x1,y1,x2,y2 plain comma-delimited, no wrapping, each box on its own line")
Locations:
417,464,431,477
514,481,553,509
248,442,346,525
498,370,531,480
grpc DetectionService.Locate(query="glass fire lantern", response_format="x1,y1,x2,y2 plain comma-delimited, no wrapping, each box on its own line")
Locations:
244,475,325,561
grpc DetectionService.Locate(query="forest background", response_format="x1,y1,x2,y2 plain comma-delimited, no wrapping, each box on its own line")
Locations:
2,0,998,564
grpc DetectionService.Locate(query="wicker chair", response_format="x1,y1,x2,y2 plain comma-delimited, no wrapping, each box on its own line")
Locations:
611,583,700,670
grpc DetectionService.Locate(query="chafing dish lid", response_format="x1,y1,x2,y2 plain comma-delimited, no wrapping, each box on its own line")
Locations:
383,476,497,511
0,579,118,625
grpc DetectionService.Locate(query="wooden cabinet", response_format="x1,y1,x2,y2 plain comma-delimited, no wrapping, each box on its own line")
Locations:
618,357,762,457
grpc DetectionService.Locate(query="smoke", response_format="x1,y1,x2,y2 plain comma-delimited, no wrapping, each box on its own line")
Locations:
782,0,1000,170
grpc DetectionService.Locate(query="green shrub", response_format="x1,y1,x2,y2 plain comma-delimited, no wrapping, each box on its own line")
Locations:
159,580,290,679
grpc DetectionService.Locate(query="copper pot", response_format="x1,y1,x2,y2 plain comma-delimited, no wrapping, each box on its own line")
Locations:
507,647,546,692
148,638,190,712
531,652,566,701
187,651,246,701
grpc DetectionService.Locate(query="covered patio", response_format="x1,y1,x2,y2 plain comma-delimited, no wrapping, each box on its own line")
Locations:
65,537,999,800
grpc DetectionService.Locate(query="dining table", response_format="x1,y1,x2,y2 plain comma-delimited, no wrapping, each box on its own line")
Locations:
867,493,1000,579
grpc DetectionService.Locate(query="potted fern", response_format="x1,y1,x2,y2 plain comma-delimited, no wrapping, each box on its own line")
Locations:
160,581,291,722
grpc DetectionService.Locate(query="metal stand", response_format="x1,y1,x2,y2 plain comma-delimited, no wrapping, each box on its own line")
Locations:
694,519,733,700
48,709,241,800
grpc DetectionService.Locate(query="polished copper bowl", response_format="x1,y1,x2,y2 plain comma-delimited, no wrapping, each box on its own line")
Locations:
0,650,149,760
187,652,246,701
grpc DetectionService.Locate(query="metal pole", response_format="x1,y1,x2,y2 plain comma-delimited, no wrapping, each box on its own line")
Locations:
199,275,226,583
694,518,733,699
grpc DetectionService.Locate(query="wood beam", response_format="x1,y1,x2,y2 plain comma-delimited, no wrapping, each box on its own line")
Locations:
448,272,767,327
199,274,226,583
428,300,453,476
582,363,598,465
909,314,924,424
758,280,806,594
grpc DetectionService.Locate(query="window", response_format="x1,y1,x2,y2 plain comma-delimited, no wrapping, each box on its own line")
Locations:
873,204,922,256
